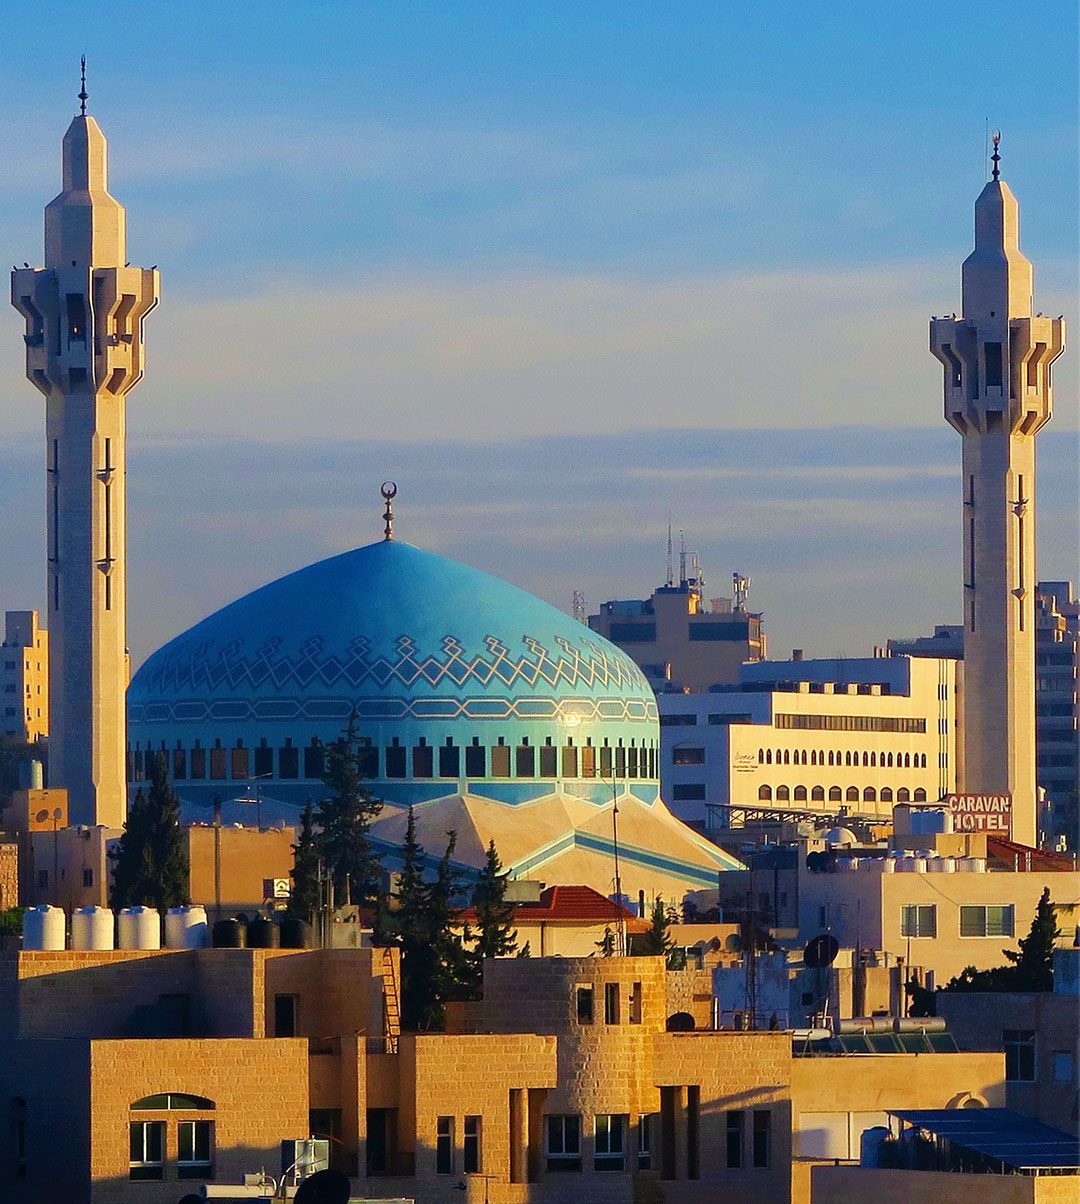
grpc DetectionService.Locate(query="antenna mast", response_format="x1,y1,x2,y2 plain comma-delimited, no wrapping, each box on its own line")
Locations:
572,590,587,624
665,520,674,587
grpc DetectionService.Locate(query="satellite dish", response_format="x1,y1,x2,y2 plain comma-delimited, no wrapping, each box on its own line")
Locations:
294,1169,351,1204
804,933,840,969
52,807,63,821
35,810,49,823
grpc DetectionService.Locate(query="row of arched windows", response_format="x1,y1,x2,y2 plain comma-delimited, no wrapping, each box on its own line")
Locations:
758,748,927,769
757,784,928,803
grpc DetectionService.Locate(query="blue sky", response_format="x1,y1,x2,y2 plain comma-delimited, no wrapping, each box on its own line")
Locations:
0,2,1076,661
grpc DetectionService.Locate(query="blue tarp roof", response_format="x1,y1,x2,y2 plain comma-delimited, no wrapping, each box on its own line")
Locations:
888,1108,1080,1171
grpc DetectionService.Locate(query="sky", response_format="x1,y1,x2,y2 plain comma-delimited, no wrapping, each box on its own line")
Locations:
0,2,1076,666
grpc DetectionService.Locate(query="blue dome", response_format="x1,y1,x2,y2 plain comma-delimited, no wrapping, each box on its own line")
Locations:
127,540,660,816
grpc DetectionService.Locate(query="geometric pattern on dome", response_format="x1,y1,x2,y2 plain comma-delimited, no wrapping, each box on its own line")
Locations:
129,692,658,726
136,630,649,699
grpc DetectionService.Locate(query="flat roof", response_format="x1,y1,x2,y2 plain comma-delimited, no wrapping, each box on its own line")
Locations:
888,1108,1080,1171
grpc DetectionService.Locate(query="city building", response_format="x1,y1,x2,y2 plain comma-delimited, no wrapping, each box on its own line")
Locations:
929,135,1066,847
588,557,766,693
659,655,959,827
0,939,1016,1204
1,611,48,742
888,580,1079,845
10,82,159,828
127,512,742,900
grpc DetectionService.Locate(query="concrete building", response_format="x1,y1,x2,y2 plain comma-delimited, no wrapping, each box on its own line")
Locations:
588,558,766,693
0,940,1013,1204
930,136,1066,847
1,612,48,743
10,80,159,828
659,655,959,827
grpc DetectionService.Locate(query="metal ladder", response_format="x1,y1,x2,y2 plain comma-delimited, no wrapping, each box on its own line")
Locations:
380,946,401,1053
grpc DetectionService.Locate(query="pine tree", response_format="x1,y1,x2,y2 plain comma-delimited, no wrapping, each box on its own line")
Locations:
470,841,518,963
287,802,321,922
639,897,676,958
110,752,189,910
595,926,616,957
1003,887,1061,991
315,715,383,905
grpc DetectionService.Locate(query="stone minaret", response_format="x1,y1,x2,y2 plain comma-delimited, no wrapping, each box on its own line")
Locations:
930,137,1065,847
11,73,158,827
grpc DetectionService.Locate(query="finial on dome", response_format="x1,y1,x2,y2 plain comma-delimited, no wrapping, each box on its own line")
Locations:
78,56,88,116
381,481,397,541
991,129,1001,181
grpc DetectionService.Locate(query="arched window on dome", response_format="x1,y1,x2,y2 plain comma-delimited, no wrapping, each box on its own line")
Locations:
776,785,790,801
828,786,842,802
540,738,558,778
846,787,859,802
904,753,911,768
863,787,876,802
793,785,807,801
412,740,433,779
811,786,825,802
562,741,578,779
385,739,406,779
516,739,535,777
491,740,511,778
758,785,772,800
439,739,459,778
465,738,485,777
880,787,893,803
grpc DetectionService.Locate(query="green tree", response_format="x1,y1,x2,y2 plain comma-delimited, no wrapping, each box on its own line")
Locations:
315,715,383,905
470,840,518,964
1003,887,1061,991
110,752,189,910
595,926,616,957
638,897,676,958
287,802,321,922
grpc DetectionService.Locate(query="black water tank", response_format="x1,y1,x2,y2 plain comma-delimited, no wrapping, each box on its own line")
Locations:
212,918,246,948
280,918,314,949
247,917,280,949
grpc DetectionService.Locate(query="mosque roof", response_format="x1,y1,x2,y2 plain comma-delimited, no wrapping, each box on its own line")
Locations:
129,538,656,725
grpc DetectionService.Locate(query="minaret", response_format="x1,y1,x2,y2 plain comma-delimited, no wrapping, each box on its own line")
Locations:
930,135,1065,846
10,67,159,828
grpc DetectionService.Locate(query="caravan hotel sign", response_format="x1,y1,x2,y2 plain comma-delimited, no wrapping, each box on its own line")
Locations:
944,793,1012,837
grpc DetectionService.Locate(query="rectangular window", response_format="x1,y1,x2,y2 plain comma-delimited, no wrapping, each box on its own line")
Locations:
412,744,433,778
580,745,596,778
172,748,187,780
253,745,274,777
576,986,594,1025
726,1111,744,1168
230,746,249,779
177,1120,213,1180
637,1114,654,1170
985,341,1003,388
594,1114,626,1171
436,1116,454,1174
604,981,620,1025
385,744,406,778
82,868,94,888
209,747,227,780
303,743,324,779
687,1087,700,1179
515,744,535,777
190,747,206,779
278,745,299,779
438,743,460,778
629,982,643,1024
545,1115,582,1172
1053,1052,1074,1084
609,622,656,643
900,904,937,938
672,784,706,801
463,1116,481,1174
752,1109,771,1168
129,1120,165,1180
561,744,578,778
465,743,486,777
491,743,511,777
959,905,1014,938
1004,1030,1036,1082
688,622,745,641
539,744,558,777
274,993,298,1038
672,745,705,765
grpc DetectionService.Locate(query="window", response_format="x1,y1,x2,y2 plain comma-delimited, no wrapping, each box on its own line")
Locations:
672,783,705,801
385,743,406,778
491,743,511,777
515,743,535,777
726,1111,744,1168
303,742,324,779
576,986,594,1025
464,1116,481,1173
1004,1030,1036,1082
82,868,94,888
177,1120,213,1180
629,982,642,1024
413,743,433,778
845,786,859,801
274,994,298,1037
1053,1052,1074,1083
465,742,486,777
131,1094,215,1111
752,1110,771,1168
594,1114,626,1171
960,905,1014,938
438,741,459,778
758,785,773,801
129,1121,165,1180
672,745,705,765
811,786,825,802
230,746,249,779
794,786,807,801
900,905,937,938
436,1116,454,1174
604,981,620,1025
546,1115,581,1171
637,1114,654,1170
660,713,697,727
828,786,842,802
776,785,790,801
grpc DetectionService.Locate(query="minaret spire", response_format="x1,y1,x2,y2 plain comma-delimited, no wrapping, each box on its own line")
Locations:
78,55,88,116
381,481,397,541
930,148,1065,847
10,93,159,832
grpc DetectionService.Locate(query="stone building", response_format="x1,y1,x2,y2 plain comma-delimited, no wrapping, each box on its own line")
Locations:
1,611,48,742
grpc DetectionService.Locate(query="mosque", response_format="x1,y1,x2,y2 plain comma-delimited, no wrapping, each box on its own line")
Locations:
126,489,740,896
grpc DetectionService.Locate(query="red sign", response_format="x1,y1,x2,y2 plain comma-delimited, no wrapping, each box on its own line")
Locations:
944,793,1012,836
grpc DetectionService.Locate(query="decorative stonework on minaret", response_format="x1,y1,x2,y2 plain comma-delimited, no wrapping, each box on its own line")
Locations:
930,136,1065,847
10,70,159,827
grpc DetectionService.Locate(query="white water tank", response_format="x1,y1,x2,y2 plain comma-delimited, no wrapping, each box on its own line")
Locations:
117,906,161,950
896,856,926,873
165,906,209,949
957,857,986,873
71,906,115,950
22,905,66,950
927,857,955,874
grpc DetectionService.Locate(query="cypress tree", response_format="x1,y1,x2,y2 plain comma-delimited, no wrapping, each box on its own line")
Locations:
110,752,189,910
470,840,518,963
1003,887,1061,991
315,715,383,905
639,897,676,958
287,802,321,922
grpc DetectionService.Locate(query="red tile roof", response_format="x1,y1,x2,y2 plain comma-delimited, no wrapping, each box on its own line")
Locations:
459,884,646,929
987,837,1078,873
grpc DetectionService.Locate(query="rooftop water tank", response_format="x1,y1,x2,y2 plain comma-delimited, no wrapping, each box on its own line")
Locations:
279,918,314,949
895,857,926,873
860,1126,892,1168
212,918,246,948
247,918,281,949
117,906,161,950
165,906,209,949
957,857,986,873
71,906,114,950
926,857,955,873
22,905,66,951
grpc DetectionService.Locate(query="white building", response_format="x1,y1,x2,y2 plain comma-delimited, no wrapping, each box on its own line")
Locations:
659,656,959,827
